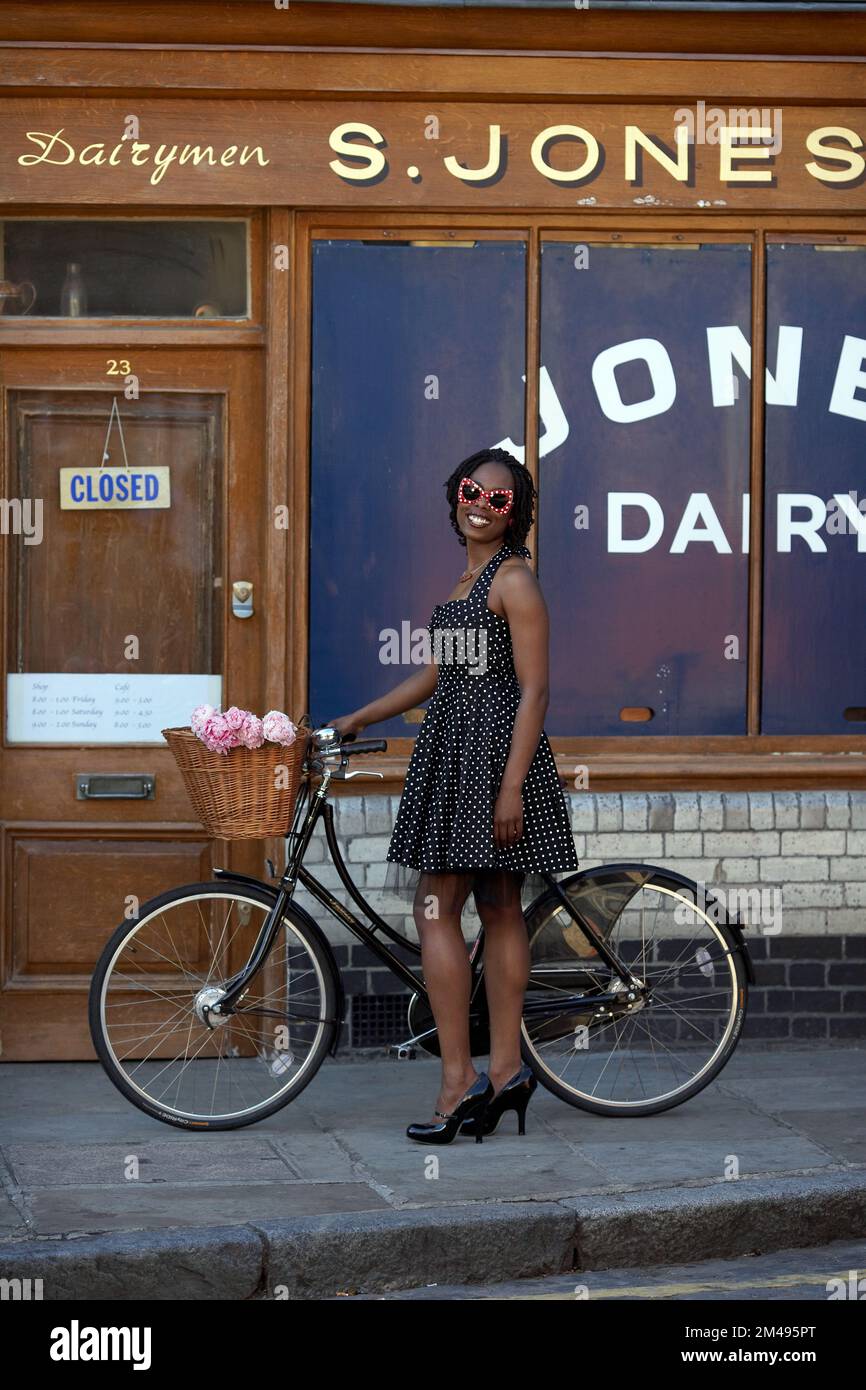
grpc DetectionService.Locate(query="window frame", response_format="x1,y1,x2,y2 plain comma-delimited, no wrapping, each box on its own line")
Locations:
0,207,262,341
293,212,866,791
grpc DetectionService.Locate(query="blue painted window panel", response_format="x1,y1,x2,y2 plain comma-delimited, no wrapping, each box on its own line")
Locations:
309,241,526,736
761,244,866,735
539,242,752,737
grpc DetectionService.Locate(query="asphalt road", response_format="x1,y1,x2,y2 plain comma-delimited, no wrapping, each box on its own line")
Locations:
338,1237,866,1301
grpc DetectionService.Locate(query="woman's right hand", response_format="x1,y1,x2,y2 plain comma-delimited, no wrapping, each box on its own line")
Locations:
326,713,368,741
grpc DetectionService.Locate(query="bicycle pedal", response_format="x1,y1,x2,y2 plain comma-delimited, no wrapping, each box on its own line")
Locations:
389,1043,417,1060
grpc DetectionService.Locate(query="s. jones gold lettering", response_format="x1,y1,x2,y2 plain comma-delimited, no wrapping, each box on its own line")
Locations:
327,120,866,187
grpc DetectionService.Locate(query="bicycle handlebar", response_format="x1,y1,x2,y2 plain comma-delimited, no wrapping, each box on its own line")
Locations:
311,726,388,757
342,738,388,755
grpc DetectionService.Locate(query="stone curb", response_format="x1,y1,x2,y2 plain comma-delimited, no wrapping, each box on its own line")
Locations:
565,1168,866,1271
255,1201,575,1298
0,1225,264,1301
1,1172,864,1299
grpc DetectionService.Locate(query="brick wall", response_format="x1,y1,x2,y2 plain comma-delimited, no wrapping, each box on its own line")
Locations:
291,790,866,1050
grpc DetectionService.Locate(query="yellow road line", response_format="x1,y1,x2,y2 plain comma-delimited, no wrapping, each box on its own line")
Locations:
485,1267,853,1300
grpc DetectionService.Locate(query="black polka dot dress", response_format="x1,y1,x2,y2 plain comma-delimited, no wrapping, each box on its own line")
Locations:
384,542,579,907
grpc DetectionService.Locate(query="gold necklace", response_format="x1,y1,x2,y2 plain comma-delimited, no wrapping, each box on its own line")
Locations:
458,556,488,584
459,542,507,584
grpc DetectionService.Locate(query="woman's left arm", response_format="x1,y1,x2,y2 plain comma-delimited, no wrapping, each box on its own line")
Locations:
493,563,550,849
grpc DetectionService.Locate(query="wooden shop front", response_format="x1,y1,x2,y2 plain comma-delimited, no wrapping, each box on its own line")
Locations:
0,0,864,1057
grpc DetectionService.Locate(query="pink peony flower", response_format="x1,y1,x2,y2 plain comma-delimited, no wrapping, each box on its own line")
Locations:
202,711,238,755
190,703,215,737
238,713,265,749
197,715,219,753
222,706,247,734
262,710,298,746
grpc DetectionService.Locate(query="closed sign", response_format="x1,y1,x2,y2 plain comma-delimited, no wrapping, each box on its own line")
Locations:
59,466,171,509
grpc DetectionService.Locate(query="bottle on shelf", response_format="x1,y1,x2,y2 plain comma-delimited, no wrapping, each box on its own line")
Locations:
60,262,87,317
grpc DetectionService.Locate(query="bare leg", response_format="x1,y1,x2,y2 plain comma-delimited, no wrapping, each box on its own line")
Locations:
413,871,480,1124
475,871,530,1096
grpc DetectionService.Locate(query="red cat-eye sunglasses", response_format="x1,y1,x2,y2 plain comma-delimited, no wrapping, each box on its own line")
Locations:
457,475,514,515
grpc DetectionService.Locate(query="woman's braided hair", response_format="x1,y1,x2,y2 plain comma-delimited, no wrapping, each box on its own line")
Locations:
444,447,536,549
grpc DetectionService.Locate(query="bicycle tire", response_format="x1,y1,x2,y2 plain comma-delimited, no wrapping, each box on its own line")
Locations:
89,880,340,1131
519,865,750,1118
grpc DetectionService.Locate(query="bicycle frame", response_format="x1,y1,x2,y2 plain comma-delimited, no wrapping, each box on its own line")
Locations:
215,754,422,1012
212,733,648,1022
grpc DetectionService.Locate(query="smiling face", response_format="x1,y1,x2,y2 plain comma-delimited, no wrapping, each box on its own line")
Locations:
456,461,515,546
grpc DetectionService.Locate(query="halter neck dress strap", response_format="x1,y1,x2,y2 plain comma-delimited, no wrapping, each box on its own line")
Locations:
470,542,532,609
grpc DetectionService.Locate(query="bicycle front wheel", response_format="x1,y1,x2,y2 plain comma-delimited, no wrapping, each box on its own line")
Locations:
521,865,749,1117
89,881,339,1130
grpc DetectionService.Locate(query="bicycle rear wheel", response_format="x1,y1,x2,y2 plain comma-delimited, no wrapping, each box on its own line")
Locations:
520,865,749,1116
89,881,339,1130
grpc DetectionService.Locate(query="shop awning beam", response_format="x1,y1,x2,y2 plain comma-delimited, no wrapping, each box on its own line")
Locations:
301,1,866,12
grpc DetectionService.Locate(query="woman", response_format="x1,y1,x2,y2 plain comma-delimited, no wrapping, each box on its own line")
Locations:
328,447,578,1143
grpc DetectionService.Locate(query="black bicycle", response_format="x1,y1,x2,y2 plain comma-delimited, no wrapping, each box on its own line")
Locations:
89,726,755,1130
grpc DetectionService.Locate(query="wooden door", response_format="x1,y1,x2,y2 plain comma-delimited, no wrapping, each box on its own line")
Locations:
0,348,265,1058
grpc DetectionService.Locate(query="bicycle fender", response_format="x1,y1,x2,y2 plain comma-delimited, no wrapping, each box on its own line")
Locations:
607,862,759,987
212,866,272,892
721,921,757,985
528,862,757,987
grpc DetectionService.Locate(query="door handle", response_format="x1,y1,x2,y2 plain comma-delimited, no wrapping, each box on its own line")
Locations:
232,580,254,618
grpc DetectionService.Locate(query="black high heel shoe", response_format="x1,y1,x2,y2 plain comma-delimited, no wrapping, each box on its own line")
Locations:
406,1072,494,1145
459,1065,537,1137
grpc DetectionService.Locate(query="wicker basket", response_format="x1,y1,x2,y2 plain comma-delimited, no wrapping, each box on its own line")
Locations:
161,725,311,839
